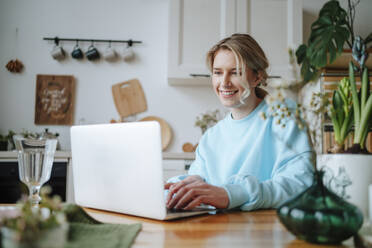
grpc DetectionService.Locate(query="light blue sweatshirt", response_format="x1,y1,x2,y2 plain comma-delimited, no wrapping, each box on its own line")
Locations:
169,99,315,211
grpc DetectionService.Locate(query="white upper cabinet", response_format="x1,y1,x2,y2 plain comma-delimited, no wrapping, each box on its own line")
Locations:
168,0,249,86
168,0,302,86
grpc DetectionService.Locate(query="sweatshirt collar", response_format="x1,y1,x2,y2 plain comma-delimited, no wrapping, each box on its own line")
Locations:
227,99,266,124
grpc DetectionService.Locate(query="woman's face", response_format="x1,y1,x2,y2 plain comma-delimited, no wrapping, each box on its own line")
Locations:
212,49,258,109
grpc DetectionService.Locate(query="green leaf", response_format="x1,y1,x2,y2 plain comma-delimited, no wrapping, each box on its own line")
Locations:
330,107,342,144
333,90,345,124
361,67,370,113
364,32,372,46
300,0,350,73
300,58,319,82
295,44,307,64
349,62,361,142
357,94,372,146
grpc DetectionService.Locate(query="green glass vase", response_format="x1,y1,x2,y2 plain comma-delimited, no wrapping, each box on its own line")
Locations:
277,170,363,244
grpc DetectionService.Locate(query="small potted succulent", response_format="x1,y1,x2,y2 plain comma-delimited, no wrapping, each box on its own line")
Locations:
0,130,15,151
0,187,68,248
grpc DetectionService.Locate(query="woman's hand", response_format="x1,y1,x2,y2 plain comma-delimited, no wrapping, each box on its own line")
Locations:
164,176,229,210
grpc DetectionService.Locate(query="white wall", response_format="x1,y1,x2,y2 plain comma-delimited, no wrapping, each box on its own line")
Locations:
1,0,370,152
0,0,220,152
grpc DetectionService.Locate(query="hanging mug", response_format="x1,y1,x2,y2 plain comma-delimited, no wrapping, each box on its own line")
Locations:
103,41,117,61
50,37,65,60
71,41,83,59
86,43,100,61
123,40,135,62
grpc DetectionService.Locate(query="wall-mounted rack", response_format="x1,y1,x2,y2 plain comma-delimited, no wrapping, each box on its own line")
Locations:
43,37,142,46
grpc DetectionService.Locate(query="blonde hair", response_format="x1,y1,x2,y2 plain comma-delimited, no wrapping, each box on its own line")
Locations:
206,33,269,99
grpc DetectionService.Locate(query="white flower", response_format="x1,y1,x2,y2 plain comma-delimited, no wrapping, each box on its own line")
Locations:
40,207,51,220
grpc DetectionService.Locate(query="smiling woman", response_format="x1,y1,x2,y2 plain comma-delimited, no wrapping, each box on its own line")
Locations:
165,33,315,212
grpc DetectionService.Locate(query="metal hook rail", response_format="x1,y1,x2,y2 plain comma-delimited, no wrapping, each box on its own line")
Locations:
43,37,142,46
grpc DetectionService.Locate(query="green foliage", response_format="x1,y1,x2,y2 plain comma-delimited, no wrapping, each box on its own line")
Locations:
349,62,372,149
0,187,66,243
329,77,353,148
296,0,372,83
296,0,350,82
0,130,16,150
0,130,15,142
195,110,221,134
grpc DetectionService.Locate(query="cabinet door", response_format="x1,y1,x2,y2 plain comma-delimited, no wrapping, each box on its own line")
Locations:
0,162,67,203
163,159,189,181
168,0,249,86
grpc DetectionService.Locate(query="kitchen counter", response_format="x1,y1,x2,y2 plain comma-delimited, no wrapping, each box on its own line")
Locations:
0,150,71,162
0,151,195,162
0,151,194,203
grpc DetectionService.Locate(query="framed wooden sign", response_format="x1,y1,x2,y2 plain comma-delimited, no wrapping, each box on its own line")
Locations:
35,74,75,125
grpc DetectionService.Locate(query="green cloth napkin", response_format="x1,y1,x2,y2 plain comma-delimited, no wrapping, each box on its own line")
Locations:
64,204,142,248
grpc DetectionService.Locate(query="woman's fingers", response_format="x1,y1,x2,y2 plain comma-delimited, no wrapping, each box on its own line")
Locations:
174,188,208,209
166,181,187,204
165,177,228,210
183,195,208,210
164,182,174,189
167,182,198,208
165,176,205,203
168,183,229,210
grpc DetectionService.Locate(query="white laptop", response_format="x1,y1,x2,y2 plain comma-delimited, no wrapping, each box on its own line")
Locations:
70,121,214,220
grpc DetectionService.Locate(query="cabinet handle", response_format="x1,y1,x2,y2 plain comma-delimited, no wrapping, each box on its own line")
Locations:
190,74,210,78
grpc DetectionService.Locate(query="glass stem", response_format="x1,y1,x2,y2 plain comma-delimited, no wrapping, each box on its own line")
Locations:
29,185,42,207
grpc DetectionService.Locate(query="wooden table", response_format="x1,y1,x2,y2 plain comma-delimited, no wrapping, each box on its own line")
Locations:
84,208,355,248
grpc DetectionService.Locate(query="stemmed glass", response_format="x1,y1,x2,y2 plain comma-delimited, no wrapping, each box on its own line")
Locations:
13,136,57,207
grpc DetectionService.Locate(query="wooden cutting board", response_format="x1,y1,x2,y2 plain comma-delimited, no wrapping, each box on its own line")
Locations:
140,116,172,151
112,79,147,120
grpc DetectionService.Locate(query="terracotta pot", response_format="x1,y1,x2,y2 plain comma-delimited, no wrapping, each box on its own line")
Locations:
317,154,372,219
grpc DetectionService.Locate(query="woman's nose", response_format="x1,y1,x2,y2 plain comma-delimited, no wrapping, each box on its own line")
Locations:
221,73,232,86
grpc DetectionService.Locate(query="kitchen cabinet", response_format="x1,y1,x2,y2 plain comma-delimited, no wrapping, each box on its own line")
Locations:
168,0,249,86
0,151,73,203
0,161,67,203
168,0,303,85
162,152,194,181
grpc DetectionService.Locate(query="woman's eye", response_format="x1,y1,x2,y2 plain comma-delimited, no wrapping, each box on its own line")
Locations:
213,71,222,75
231,71,242,76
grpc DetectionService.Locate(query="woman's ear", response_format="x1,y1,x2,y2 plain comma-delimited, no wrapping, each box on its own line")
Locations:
252,71,263,87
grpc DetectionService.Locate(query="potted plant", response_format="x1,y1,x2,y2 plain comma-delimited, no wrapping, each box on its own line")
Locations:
317,61,372,220
268,50,370,246
0,130,15,151
296,0,372,82
0,187,68,248
285,0,372,218
266,6,372,241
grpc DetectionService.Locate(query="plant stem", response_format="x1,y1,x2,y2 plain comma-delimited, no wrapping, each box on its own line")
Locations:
347,0,359,47
349,62,361,142
357,94,372,147
361,68,369,113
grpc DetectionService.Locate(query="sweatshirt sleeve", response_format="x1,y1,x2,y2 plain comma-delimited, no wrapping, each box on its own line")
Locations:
222,151,314,210
222,113,315,211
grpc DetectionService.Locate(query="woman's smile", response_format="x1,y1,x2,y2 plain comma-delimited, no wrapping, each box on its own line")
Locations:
219,89,239,97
